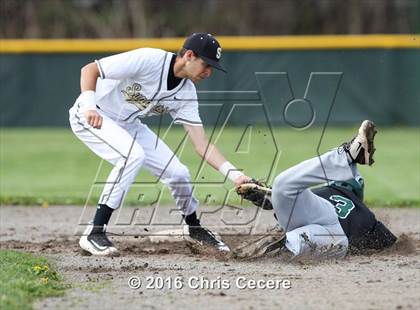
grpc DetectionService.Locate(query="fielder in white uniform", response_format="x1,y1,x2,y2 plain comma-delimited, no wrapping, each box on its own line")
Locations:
69,33,251,256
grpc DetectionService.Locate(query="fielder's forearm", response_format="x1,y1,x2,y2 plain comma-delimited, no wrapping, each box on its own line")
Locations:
195,143,226,170
185,124,244,182
195,143,244,181
78,62,101,113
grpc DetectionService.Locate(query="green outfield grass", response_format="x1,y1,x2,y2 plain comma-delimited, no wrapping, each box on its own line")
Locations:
0,126,419,207
0,250,66,310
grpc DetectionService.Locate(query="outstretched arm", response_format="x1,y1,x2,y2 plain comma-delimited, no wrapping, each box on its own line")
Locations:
183,124,251,186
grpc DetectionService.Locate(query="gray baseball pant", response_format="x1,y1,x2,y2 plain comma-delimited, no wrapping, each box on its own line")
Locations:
272,149,355,257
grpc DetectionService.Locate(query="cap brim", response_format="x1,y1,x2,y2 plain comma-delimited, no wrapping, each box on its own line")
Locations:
200,55,227,73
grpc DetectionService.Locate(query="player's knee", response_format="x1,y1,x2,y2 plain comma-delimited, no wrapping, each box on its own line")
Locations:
272,173,288,197
126,144,145,166
273,172,296,197
169,164,191,181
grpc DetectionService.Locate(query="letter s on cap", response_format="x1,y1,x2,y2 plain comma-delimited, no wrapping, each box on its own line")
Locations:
216,47,222,59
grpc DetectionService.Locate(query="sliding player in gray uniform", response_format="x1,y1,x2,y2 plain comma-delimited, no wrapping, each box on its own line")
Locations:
69,33,251,256
237,120,396,258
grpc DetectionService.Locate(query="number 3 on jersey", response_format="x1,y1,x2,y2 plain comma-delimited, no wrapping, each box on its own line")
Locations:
329,195,355,219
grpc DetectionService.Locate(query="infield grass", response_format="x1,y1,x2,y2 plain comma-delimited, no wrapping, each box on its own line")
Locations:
1,127,419,207
0,250,66,310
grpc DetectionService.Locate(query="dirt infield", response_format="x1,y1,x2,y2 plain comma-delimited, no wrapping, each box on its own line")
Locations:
1,205,419,310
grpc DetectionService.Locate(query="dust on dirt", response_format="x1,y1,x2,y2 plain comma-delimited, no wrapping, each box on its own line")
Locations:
1,205,419,310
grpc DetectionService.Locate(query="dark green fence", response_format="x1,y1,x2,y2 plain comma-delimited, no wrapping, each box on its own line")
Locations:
1,49,419,127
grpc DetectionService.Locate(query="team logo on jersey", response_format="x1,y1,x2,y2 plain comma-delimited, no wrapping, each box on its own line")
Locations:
121,83,151,111
151,105,168,114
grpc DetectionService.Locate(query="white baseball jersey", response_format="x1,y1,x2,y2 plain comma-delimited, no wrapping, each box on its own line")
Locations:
69,47,201,213
94,48,203,126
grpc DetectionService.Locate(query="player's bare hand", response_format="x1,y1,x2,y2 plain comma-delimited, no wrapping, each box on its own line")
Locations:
234,175,252,187
84,110,103,129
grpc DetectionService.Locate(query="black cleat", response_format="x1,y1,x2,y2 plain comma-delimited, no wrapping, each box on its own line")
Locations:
79,224,118,256
185,225,230,253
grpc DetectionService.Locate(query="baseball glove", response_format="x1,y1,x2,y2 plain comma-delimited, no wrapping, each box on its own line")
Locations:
236,179,273,210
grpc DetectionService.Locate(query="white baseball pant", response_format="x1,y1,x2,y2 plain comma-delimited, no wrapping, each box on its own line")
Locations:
69,102,198,215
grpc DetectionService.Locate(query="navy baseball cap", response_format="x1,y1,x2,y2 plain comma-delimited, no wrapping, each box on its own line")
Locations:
183,33,226,73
